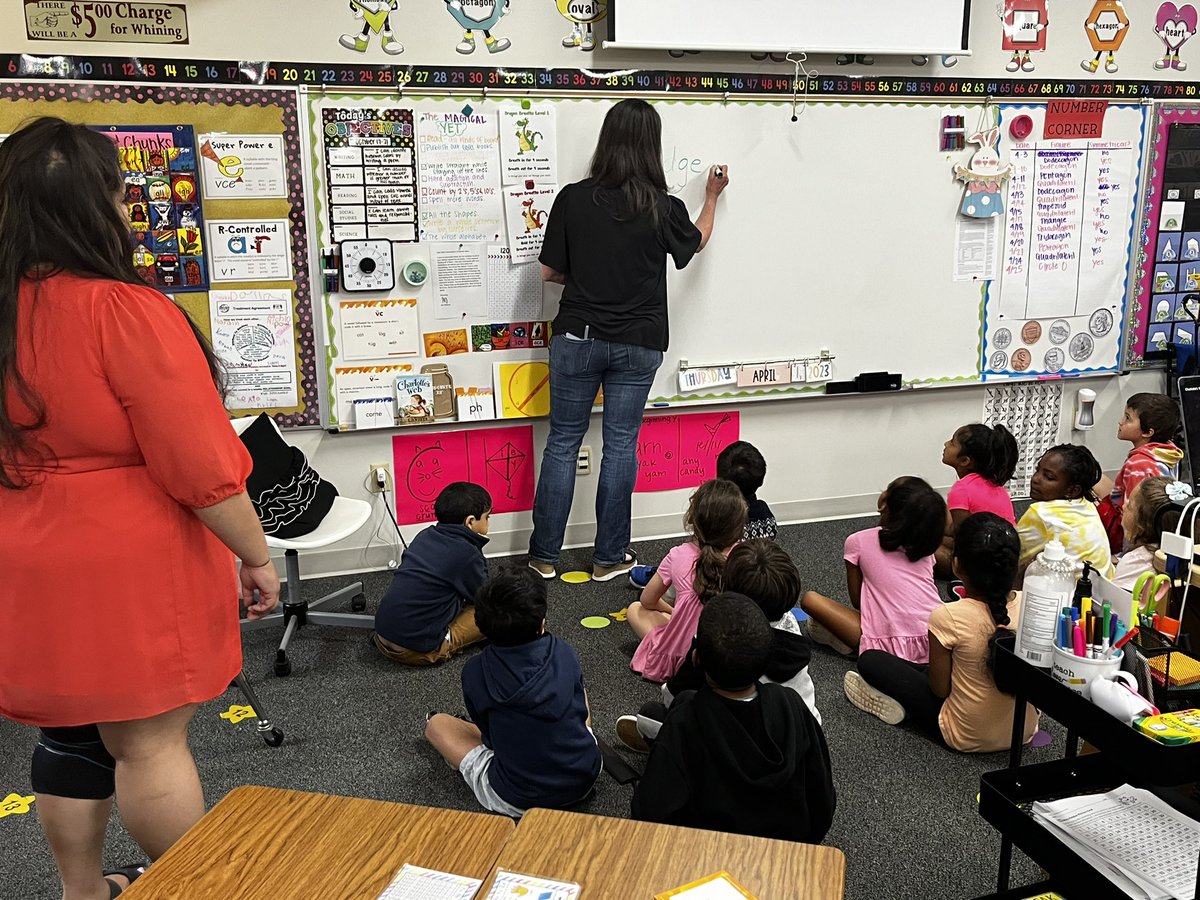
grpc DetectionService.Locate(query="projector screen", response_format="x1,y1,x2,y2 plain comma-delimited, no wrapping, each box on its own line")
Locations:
607,0,972,56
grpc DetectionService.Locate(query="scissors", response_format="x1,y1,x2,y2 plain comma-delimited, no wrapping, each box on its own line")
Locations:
1132,572,1171,623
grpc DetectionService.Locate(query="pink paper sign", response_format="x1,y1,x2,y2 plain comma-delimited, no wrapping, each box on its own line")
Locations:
392,425,535,524
634,411,740,493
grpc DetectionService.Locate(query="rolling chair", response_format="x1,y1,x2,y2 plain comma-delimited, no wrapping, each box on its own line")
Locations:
232,416,376,676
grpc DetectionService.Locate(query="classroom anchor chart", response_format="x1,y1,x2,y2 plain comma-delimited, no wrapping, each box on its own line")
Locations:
391,425,535,523
984,103,1143,376
634,412,740,493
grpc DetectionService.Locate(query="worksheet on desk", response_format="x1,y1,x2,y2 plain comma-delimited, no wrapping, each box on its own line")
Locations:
376,863,482,900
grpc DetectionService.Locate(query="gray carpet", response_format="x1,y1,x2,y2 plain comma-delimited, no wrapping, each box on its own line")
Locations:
0,514,1053,900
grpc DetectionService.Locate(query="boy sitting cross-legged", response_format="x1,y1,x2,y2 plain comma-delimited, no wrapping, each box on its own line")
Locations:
425,568,602,816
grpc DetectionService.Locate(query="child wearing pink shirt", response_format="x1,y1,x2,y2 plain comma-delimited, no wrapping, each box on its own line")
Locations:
627,479,747,682
801,476,947,662
936,423,1018,576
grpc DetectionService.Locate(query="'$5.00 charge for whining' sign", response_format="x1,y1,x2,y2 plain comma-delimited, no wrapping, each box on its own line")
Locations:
23,1,190,45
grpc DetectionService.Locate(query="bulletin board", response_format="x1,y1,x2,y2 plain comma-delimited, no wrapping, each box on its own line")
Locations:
0,81,321,426
1130,104,1200,367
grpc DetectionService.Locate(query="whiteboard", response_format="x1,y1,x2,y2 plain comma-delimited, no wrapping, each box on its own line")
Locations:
310,95,1147,424
607,0,972,55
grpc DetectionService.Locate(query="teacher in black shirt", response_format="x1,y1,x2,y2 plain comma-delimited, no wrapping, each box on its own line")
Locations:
528,99,728,582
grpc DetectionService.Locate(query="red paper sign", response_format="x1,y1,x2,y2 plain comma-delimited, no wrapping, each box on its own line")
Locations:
1042,101,1109,140
392,425,535,524
634,412,740,493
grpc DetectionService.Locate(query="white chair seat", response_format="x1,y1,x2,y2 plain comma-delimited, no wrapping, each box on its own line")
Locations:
264,496,372,551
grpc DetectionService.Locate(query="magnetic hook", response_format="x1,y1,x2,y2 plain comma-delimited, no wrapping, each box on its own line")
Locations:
723,90,730,105
784,51,815,123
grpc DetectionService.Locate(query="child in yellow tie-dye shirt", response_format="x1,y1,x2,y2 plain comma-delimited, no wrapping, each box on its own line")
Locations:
1016,444,1114,583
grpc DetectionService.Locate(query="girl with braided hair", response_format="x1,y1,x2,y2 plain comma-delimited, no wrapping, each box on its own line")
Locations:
627,479,747,683
1016,444,1114,581
845,513,1040,752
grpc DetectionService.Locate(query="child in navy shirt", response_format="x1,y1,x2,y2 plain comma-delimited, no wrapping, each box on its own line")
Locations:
425,569,601,816
373,482,490,666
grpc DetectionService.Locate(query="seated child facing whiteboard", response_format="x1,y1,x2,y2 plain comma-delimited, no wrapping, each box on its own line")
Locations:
627,479,747,683
845,512,1039,753
1112,476,1189,590
425,569,601,817
630,593,836,843
372,482,490,666
1097,393,1184,552
629,440,775,588
935,423,1018,576
1016,445,1113,581
616,539,822,753
800,477,946,662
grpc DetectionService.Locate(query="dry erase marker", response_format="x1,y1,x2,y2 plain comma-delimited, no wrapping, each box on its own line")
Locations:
1073,624,1086,658
714,166,724,179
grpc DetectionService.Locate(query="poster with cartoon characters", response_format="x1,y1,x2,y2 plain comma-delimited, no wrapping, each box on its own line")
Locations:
502,182,558,263
556,0,607,51
338,0,403,55
498,107,557,184
100,124,208,292
1155,2,1198,71
442,0,511,55
1000,0,1048,72
1082,0,1130,74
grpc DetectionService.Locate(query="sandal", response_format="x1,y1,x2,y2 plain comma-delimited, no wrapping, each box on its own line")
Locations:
103,864,146,897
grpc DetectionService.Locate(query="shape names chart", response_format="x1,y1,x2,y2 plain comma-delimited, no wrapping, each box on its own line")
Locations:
984,104,1145,377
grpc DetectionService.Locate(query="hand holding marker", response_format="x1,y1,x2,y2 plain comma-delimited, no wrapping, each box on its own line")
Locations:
707,164,730,197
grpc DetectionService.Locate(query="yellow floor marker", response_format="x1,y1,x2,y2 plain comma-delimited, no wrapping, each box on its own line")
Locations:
580,616,610,629
560,571,591,584
0,793,35,819
220,704,257,724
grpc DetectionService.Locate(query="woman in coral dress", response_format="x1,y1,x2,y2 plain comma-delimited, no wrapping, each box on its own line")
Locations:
0,118,280,899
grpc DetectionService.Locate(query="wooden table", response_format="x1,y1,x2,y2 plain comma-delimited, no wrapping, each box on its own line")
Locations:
122,785,515,900
478,808,846,899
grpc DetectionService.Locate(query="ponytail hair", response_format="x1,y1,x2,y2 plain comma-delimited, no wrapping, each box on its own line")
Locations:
957,423,1019,486
684,478,748,604
879,476,947,562
954,512,1020,681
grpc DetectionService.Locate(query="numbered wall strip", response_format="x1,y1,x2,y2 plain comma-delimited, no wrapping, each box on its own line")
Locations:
6,53,1200,100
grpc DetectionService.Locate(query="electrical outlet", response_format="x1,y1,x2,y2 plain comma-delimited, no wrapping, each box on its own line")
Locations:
368,462,392,493
576,446,592,476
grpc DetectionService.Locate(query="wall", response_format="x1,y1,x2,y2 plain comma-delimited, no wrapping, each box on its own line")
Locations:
0,0,1181,575
9,0,1200,83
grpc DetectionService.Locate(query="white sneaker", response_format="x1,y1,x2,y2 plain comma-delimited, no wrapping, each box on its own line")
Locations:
486,36,511,53
844,671,905,726
562,29,580,47
528,560,556,580
456,34,475,54
381,31,404,55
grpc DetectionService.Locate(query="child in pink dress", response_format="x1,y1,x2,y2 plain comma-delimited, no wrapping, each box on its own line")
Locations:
627,479,748,682
936,422,1019,576
801,476,947,662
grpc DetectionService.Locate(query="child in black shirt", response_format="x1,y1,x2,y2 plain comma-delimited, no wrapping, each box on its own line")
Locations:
630,593,836,843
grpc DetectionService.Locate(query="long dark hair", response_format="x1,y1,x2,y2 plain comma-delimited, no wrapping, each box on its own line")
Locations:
878,476,947,562
957,423,1019,486
954,512,1019,681
588,99,669,222
685,478,748,605
0,118,223,490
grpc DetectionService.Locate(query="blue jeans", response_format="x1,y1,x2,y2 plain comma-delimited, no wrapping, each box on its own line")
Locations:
529,335,663,567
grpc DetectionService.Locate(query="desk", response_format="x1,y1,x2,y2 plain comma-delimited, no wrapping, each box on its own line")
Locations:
121,786,515,900
478,808,846,899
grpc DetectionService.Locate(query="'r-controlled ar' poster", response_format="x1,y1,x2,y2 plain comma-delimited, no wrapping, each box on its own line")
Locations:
98,124,208,293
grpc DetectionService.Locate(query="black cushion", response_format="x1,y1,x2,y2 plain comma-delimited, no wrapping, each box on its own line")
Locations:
237,414,337,539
